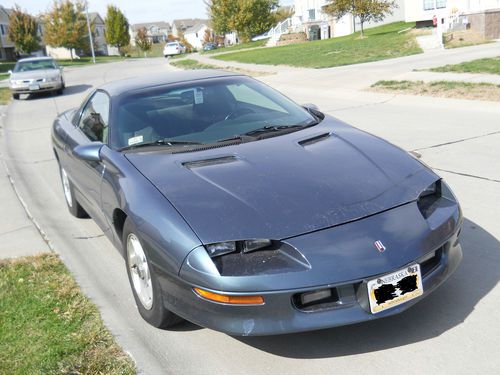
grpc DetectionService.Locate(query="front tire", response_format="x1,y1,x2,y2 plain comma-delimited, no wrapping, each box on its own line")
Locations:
123,218,182,328
59,166,88,218
12,93,19,100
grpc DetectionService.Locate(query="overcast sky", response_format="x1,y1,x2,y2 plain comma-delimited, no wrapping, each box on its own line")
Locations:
2,0,295,24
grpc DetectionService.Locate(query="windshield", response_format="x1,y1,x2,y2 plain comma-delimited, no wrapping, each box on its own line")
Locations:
166,43,179,47
112,76,318,150
14,59,58,72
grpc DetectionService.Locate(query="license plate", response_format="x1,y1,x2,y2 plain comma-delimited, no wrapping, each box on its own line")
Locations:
29,84,40,91
367,264,423,314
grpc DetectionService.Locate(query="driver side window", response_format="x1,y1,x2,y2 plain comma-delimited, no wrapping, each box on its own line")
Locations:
79,91,110,143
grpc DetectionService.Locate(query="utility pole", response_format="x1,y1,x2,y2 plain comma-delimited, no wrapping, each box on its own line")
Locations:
85,1,96,63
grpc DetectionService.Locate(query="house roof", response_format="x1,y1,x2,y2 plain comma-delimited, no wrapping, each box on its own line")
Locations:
131,21,171,32
172,18,210,32
184,23,207,35
88,12,104,25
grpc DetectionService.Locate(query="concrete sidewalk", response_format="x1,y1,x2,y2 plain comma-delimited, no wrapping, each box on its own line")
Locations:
0,105,50,259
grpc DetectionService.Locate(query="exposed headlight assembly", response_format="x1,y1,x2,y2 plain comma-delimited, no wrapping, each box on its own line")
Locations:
205,239,272,258
417,179,458,219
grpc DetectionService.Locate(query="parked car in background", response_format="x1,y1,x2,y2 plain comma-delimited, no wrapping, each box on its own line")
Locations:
203,42,217,51
163,42,186,57
9,57,65,100
51,70,462,336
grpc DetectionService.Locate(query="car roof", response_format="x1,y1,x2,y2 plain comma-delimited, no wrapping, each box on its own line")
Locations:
99,70,243,97
17,56,55,63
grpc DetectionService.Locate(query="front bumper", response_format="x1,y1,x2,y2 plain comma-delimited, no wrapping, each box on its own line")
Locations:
10,81,62,94
157,235,461,336
155,199,463,336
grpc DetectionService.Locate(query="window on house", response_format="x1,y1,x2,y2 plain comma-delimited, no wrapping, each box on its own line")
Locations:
436,0,447,8
95,28,100,36
423,0,435,10
308,9,316,21
0,25,5,35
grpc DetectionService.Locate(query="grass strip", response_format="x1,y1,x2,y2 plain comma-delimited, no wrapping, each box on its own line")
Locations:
371,80,500,102
0,253,136,375
429,56,500,75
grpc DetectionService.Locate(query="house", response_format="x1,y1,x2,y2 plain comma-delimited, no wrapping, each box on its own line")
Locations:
293,0,406,40
0,6,15,60
129,21,171,45
171,19,210,37
88,12,109,55
184,23,213,50
405,0,500,38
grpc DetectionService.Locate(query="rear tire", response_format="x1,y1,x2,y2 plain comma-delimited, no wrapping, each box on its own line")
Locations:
123,218,183,328
12,93,19,100
59,165,88,218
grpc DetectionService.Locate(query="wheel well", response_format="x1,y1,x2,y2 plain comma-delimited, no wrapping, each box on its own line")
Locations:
113,209,127,243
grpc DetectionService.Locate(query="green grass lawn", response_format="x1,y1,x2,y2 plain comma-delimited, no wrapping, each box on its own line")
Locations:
430,56,500,75
372,80,500,102
213,22,421,68
0,87,11,104
0,254,136,374
203,38,269,54
57,55,127,67
170,59,218,70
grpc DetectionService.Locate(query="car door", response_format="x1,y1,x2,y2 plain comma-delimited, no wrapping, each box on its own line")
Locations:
63,90,110,231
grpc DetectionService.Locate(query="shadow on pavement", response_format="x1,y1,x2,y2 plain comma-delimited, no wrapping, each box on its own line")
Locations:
235,218,499,358
61,84,93,96
22,84,93,100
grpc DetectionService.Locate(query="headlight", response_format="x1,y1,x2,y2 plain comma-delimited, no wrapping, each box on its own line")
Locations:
417,180,442,218
48,76,59,82
205,239,272,258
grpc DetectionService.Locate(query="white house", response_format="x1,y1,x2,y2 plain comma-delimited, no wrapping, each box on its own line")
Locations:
405,0,500,25
405,0,500,39
184,23,211,50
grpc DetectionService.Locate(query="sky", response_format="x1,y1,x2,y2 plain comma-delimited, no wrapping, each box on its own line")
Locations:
1,0,295,24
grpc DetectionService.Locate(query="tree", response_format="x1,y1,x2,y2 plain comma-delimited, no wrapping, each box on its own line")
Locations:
207,0,279,42
273,5,294,24
135,27,151,57
43,0,88,59
8,5,41,54
104,5,130,55
324,0,397,37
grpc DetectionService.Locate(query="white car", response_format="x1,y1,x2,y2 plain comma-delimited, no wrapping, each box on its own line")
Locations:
9,57,65,100
163,42,186,57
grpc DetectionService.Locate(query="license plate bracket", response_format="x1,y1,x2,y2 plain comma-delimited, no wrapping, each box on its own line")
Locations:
367,264,423,314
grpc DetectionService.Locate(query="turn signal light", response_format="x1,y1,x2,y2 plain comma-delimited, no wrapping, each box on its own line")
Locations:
193,288,264,305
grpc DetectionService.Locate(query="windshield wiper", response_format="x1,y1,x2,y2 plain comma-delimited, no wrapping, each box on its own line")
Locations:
121,138,203,151
216,134,255,143
245,121,319,137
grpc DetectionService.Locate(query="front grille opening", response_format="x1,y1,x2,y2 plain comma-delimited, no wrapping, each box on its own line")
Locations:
420,248,443,276
293,288,340,312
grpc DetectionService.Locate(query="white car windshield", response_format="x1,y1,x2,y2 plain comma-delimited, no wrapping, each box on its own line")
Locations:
14,60,58,72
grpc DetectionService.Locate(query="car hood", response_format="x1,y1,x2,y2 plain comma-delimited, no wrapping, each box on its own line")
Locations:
10,69,60,81
125,117,438,244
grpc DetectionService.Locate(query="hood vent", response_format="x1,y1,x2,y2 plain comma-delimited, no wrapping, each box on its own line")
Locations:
298,132,331,147
182,156,238,169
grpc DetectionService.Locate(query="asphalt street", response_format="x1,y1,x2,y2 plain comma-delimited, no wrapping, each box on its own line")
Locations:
1,47,499,374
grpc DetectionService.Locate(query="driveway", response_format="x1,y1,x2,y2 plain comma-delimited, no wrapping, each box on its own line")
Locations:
1,53,499,374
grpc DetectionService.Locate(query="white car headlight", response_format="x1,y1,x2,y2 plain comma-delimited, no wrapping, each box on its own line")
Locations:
48,76,60,82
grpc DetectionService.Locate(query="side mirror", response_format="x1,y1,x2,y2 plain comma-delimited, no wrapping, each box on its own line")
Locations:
302,103,319,111
73,142,103,162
